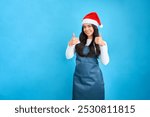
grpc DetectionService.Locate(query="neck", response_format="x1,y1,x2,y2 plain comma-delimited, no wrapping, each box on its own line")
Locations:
88,36,93,39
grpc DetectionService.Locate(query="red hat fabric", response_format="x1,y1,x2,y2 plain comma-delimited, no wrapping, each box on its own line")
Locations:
82,12,103,28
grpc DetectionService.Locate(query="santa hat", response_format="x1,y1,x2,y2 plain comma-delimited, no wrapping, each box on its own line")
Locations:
82,12,103,28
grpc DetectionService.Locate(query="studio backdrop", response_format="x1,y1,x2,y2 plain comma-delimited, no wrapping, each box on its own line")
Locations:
0,0,150,99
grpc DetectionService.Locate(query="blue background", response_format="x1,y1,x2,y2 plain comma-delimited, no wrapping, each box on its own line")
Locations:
0,0,150,100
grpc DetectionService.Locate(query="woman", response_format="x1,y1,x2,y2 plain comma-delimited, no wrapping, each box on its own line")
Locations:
66,12,109,100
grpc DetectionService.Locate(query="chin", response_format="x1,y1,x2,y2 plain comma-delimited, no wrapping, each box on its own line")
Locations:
86,34,91,36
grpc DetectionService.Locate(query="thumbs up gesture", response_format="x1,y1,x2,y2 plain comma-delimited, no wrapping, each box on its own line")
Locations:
95,35,106,46
68,33,79,46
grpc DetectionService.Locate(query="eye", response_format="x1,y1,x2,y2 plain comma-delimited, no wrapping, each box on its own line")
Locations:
83,26,87,30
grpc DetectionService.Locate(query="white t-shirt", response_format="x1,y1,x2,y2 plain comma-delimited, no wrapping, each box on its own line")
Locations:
65,39,110,65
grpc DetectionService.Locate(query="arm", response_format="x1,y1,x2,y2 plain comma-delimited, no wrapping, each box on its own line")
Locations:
65,45,75,59
99,41,110,65
95,36,110,65
65,33,79,59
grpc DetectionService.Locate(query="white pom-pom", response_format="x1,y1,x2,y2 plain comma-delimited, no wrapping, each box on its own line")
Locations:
100,24,103,28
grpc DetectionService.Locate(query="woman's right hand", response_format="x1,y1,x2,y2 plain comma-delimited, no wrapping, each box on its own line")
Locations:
68,33,79,46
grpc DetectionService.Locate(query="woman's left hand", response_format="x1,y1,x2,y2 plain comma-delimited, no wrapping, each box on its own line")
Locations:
95,36,106,46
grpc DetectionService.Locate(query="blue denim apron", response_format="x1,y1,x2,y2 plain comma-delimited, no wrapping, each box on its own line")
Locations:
73,46,104,100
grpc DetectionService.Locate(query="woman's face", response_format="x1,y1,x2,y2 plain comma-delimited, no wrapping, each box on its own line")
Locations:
83,23,94,39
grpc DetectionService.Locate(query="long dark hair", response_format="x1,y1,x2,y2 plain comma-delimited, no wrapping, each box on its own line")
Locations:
75,24,101,57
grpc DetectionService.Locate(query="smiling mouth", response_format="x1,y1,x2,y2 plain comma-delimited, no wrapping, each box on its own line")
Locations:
86,32,91,35
85,31,90,34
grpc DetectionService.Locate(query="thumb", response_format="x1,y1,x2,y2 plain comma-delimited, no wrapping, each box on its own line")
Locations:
72,33,76,38
72,33,77,41
99,33,102,36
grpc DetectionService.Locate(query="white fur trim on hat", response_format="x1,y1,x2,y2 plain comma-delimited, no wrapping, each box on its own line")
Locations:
82,19,99,27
